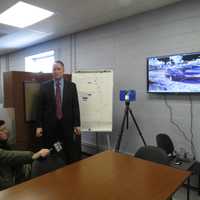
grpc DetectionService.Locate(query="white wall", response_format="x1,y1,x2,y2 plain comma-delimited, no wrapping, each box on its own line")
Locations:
1,0,200,160
6,37,73,73
75,0,200,160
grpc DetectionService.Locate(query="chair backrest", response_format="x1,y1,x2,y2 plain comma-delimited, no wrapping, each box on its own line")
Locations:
135,145,169,165
156,133,174,155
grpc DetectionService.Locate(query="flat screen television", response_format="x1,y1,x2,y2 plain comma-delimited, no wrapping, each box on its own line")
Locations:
147,52,200,93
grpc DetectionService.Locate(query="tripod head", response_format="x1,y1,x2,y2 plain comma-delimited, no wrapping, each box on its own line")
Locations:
121,90,135,111
120,90,136,103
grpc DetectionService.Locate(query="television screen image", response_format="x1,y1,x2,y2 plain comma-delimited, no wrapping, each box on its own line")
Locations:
147,52,200,93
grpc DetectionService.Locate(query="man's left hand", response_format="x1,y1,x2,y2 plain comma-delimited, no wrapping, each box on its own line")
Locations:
74,127,81,135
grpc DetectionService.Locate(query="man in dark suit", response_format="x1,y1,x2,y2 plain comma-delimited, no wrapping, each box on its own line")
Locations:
36,60,81,164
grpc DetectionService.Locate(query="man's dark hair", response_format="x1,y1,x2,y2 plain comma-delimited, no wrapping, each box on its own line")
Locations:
55,60,64,67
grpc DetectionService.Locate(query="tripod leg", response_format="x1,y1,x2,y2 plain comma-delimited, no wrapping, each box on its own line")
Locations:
126,111,129,130
128,109,147,146
115,108,128,152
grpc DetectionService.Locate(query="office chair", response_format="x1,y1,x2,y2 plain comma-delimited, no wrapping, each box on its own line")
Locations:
135,145,169,165
156,133,176,159
156,134,194,199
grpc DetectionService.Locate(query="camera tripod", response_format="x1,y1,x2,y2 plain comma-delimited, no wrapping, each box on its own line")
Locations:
115,101,147,152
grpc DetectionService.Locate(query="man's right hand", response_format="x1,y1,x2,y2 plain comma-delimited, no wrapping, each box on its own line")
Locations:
32,149,50,160
36,127,43,137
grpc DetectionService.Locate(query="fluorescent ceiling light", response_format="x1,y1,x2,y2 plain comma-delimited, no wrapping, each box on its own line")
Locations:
0,1,54,28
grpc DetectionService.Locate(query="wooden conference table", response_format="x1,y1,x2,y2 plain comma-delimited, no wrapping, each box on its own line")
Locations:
0,151,191,200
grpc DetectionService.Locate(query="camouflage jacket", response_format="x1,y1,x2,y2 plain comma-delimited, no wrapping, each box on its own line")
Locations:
0,141,33,190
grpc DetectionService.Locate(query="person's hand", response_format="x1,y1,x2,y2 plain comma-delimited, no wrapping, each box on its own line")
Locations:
32,149,50,160
74,127,81,135
36,128,43,137
38,149,50,157
0,131,8,141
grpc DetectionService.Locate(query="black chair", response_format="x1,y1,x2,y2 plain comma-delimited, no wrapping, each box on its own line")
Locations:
135,145,169,165
156,133,176,159
156,134,194,200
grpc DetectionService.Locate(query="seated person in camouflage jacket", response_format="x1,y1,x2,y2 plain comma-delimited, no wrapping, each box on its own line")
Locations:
0,120,49,190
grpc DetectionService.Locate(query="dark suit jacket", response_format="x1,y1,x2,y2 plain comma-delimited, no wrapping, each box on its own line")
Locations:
37,79,80,150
